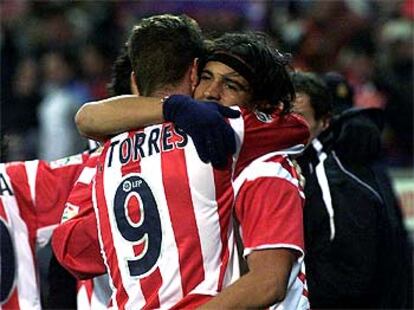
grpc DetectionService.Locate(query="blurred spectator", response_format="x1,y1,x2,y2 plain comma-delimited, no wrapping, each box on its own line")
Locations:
4,58,42,160
38,50,90,161
79,43,112,100
1,0,412,168
375,17,413,167
1,27,20,161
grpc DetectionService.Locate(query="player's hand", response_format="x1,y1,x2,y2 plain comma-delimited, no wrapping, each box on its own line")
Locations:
163,94,241,169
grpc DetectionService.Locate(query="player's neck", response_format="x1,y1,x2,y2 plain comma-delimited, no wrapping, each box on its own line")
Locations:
151,83,192,98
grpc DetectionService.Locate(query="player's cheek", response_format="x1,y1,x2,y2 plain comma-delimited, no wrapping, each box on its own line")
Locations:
193,85,204,100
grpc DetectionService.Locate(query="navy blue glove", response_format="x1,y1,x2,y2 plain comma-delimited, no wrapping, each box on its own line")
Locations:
163,95,241,168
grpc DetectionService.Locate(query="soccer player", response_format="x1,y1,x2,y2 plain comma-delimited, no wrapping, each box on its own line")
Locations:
53,15,309,309
0,153,88,309
194,33,309,309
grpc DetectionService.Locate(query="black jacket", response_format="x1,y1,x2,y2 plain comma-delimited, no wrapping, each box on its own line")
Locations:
297,108,413,309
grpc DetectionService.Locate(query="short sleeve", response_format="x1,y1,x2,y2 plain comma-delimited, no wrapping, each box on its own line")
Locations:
235,176,304,258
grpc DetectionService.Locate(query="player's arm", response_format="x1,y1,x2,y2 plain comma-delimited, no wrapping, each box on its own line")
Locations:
200,249,295,309
75,95,164,141
201,165,305,309
51,205,106,280
76,95,240,168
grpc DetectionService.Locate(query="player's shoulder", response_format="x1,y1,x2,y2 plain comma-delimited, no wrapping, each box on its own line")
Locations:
240,107,308,127
0,160,41,181
234,152,303,194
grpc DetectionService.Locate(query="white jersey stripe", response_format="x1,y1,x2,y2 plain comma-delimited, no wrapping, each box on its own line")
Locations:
233,156,303,197
244,243,304,259
24,160,38,207
228,107,245,179
77,166,96,185
92,175,118,309
184,143,221,296
3,193,40,309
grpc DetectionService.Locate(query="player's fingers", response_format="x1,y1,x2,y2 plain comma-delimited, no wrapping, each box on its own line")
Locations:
209,129,228,169
191,132,210,164
222,124,237,155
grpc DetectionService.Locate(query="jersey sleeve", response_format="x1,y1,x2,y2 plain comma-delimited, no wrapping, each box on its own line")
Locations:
234,158,305,258
51,202,105,280
52,152,105,280
35,153,89,230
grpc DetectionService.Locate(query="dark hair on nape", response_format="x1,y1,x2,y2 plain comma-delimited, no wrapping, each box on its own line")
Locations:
200,32,295,114
128,14,205,96
107,45,132,96
291,71,333,121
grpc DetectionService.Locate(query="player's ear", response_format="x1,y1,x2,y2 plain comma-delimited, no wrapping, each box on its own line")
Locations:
321,115,331,131
190,58,200,91
130,71,140,96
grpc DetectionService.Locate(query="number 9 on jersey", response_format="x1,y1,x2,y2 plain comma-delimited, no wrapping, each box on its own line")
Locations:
114,174,162,277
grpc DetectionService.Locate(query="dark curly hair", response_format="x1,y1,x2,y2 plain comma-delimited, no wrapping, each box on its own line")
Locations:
200,32,295,114
107,46,132,96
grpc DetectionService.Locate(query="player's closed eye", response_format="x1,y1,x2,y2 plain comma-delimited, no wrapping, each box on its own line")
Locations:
199,72,212,81
201,72,247,92
222,78,245,92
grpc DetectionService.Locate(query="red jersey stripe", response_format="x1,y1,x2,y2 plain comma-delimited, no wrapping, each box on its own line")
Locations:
298,271,306,284
161,131,205,295
212,168,234,291
0,199,8,220
3,290,20,310
141,269,162,309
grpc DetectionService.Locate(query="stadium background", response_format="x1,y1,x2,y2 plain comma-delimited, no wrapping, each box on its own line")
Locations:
1,0,413,297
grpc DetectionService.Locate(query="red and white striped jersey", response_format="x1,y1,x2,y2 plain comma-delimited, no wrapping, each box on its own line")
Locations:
0,154,87,310
53,151,104,278
233,151,309,309
93,109,309,309
52,149,111,309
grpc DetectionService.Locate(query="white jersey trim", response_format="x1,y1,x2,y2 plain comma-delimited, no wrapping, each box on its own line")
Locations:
243,243,304,260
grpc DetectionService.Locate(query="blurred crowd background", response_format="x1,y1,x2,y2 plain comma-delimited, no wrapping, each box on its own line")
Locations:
1,0,413,163
1,2,412,306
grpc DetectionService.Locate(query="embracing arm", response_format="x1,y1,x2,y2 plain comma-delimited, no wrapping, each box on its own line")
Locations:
51,205,106,280
75,95,164,141
76,95,240,168
206,164,306,309
199,249,295,309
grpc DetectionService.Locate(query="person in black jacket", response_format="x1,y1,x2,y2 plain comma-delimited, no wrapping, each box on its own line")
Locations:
292,71,413,309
